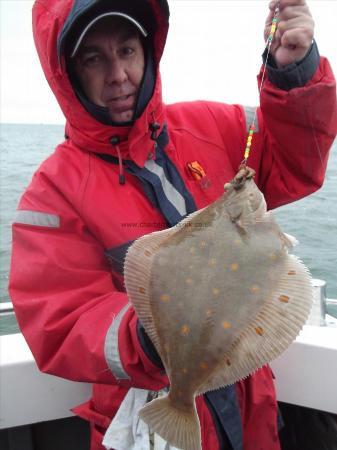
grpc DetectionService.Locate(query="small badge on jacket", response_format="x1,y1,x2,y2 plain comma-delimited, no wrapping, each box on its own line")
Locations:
187,161,211,189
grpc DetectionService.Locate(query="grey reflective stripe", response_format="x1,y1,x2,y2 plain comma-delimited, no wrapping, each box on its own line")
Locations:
13,210,60,228
244,106,259,132
144,160,187,216
104,303,131,380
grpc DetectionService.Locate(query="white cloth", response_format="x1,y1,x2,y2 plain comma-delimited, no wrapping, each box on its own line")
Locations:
102,388,181,450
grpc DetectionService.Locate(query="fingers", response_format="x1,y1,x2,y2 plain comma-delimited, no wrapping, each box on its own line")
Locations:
265,1,314,44
277,8,314,48
269,0,307,10
265,3,309,31
280,26,313,50
265,0,314,65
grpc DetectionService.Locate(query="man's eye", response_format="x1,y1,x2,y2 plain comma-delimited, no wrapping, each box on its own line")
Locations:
83,54,102,66
121,47,134,57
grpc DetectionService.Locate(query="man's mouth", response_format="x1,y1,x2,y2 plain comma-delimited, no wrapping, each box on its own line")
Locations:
106,94,136,112
112,94,131,101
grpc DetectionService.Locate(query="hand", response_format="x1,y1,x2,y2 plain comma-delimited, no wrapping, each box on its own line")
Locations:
265,0,314,67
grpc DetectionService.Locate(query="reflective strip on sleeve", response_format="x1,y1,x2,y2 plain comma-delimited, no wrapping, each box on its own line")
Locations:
13,210,60,228
244,106,259,133
104,303,131,380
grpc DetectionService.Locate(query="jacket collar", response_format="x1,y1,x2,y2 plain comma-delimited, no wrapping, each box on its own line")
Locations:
65,72,166,168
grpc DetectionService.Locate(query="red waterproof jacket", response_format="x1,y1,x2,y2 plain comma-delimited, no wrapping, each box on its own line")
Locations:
9,1,337,450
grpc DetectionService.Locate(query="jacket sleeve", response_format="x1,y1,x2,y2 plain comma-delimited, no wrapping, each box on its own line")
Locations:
9,167,167,390
255,52,337,209
208,53,337,210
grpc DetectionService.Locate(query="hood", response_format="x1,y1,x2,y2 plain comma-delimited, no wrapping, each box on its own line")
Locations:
32,0,169,166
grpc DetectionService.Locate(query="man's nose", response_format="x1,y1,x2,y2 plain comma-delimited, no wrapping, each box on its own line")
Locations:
106,59,127,85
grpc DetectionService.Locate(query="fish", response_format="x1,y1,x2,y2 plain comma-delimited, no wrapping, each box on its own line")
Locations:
124,165,313,450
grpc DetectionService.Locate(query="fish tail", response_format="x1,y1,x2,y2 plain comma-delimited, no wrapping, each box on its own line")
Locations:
139,394,201,450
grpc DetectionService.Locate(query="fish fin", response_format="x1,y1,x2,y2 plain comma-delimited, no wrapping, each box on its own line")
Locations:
139,394,201,450
197,254,313,393
124,206,207,354
124,230,170,352
283,232,299,247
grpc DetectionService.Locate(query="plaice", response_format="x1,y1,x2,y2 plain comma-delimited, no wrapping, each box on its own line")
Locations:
124,165,313,450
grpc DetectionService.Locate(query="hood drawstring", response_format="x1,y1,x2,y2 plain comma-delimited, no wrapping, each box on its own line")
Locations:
149,120,161,160
110,136,125,185
149,121,160,141
110,122,161,184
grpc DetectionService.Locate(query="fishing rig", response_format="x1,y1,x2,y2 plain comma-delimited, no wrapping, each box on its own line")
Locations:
242,1,281,164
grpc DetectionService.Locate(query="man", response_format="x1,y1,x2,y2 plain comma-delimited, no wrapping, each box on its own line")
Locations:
9,0,337,449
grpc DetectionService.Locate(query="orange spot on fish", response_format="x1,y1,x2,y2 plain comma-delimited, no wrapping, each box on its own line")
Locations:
139,287,146,294
160,294,170,302
212,288,220,296
269,252,277,261
255,326,264,336
181,325,190,336
185,278,193,285
200,361,208,369
279,295,290,303
230,263,239,272
222,321,231,329
208,258,217,267
250,285,260,294
144,250,152,257
288,270,296,275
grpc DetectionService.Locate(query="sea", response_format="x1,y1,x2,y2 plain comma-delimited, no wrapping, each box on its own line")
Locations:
0,123,336,334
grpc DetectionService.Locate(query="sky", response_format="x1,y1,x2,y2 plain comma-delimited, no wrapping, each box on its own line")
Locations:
1,0,337,125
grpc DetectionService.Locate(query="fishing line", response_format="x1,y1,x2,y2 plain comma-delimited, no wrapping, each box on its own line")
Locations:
242,1,281,164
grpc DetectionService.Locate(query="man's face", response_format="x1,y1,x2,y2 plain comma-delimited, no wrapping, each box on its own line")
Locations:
73,18,145,123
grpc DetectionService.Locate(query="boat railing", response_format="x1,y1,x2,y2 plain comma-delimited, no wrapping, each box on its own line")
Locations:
1,282,337,430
